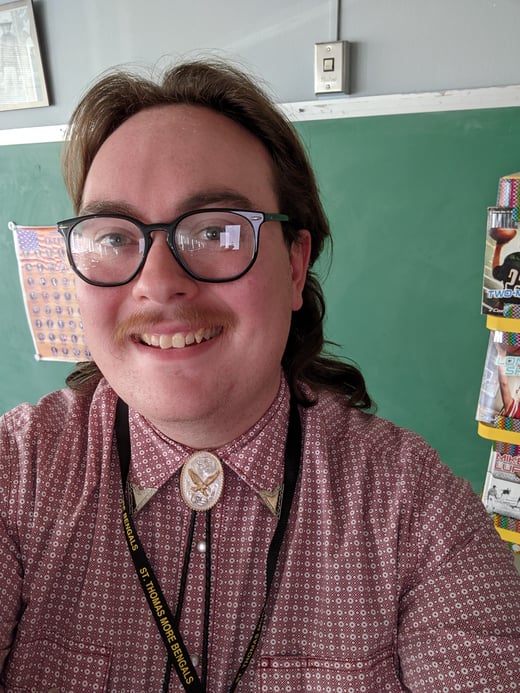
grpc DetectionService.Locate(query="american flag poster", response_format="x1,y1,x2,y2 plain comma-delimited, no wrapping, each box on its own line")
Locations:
10,223,90,362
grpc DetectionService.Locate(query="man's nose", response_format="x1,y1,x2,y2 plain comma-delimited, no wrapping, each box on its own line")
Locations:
131,231,199,302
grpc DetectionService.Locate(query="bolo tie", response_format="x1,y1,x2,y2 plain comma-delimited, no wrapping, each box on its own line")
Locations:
115,397,301,691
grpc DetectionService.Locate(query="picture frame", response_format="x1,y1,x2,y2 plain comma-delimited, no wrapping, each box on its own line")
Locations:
0,0,48,111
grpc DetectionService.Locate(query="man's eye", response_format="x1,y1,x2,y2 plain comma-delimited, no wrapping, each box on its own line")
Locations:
202,226,222,241
93,226,142,248
97,233,133,247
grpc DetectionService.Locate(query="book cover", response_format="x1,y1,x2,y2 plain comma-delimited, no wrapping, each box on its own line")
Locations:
482,442,520,522
476,330,520,426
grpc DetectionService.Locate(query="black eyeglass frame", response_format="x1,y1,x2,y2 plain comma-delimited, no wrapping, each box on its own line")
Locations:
57,208,290,286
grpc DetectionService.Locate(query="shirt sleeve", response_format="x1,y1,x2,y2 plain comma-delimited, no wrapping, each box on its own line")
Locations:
396,446,520,690
0,413,24,683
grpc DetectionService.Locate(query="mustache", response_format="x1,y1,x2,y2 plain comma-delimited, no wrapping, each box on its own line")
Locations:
112,307,237,347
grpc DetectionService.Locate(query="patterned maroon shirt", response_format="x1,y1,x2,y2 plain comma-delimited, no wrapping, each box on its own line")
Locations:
1,377,519,691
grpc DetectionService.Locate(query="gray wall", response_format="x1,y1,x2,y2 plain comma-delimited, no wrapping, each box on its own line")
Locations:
1,0,520,131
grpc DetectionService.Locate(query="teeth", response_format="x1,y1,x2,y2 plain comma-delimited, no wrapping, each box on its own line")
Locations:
159,334,171,349
171,333,185,348
141,327,220,349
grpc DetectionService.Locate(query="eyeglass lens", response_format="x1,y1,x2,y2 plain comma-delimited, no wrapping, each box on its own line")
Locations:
68,211,257,284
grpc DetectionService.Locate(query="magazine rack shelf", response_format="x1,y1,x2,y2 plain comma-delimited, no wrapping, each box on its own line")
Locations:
478,173,520,550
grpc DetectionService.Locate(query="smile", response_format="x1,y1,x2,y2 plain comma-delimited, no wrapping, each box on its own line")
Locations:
139,326,222,349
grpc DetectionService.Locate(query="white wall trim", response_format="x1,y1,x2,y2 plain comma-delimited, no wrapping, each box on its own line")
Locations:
1,84,520,145
0,123,68,146
282,84,520,122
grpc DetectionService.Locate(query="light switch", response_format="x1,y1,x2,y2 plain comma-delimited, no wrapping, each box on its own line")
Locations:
323,57,335,72
314,41,350,95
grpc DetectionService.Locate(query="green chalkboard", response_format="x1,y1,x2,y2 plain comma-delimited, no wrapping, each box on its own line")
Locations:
1,106,520,491
0,142,73,415
294,107,520,492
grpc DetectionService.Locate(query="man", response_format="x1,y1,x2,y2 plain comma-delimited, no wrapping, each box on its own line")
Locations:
488,223,520,313
1,60,519,692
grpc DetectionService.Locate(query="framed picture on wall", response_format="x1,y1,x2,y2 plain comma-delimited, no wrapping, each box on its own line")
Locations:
0,0,48,111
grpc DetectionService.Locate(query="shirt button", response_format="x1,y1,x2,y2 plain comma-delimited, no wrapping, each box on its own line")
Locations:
196,540,207,554
191,654,200,667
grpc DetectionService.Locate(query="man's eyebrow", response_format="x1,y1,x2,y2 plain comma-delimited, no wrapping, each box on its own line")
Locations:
181,191,256,211
79,200,139,217
79,191,260,219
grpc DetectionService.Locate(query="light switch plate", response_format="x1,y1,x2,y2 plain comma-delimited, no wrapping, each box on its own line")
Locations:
314,41,350,95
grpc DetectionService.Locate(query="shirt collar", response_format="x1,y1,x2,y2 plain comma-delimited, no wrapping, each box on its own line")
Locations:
126,375,291,505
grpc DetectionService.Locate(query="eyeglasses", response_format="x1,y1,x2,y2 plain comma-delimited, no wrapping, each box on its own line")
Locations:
57,208,289,286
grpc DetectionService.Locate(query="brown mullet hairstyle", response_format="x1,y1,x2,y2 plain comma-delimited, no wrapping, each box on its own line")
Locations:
62,58,372,410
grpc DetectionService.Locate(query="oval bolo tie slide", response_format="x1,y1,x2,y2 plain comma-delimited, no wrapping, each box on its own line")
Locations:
180,450,224,511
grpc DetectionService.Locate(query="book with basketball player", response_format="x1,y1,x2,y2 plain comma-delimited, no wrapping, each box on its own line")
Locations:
481,206,520,315
482,173,520,315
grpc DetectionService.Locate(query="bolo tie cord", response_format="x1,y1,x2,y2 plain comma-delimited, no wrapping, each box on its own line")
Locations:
162,510,211,692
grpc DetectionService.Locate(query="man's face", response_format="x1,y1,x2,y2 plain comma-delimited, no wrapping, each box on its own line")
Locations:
76,104,310,447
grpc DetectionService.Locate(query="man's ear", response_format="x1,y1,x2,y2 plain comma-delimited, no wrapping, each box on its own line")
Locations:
290,229,312,311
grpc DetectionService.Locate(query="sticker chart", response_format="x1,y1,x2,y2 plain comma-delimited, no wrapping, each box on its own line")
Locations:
10,223,90,362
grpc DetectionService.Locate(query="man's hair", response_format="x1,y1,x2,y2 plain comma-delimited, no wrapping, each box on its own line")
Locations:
63,58,372,410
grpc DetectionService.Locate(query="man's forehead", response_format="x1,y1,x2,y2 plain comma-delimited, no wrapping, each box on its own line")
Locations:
82,105,279,217
100,103,260,150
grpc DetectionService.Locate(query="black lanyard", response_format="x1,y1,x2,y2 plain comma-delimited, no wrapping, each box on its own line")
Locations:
115,397,301,692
